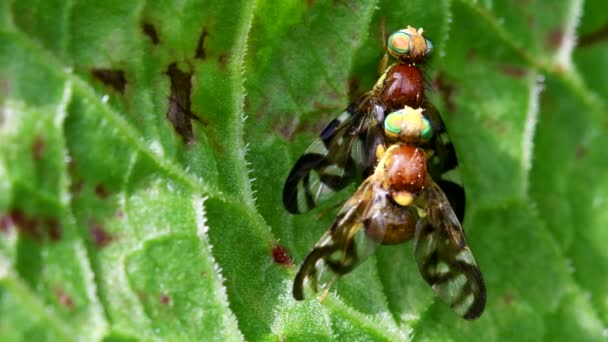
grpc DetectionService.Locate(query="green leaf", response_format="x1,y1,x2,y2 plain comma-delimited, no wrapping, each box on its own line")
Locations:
1,0,607,340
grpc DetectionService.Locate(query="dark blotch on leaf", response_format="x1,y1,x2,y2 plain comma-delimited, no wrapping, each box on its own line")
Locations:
195,27,209,60
9,209,42,240
499,65,527,79
90,222,114,248
166,63,202,144
66,156,85,194
142,22,160,45
69,180,85,194
578,24,608,47
95,184,110,199
272,244,293,267
575,143,587,160
433,73,457,113
91,68,127,94
273,119,294,141
32,135,45,160
46,218,62,241
312,101,339,112
466,48,477,61
55,288,75,309
136,290,149,302
0,215,13,233
6,209,62,241
218,53,229,70
546,28,564,50
160,293,171,306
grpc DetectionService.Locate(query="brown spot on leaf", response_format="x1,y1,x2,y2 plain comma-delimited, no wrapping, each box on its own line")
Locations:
166,63,202,144
272,244,293,267
546,28,564,50
95,184,109,199
195,27,209,60
66,157,84,194
90,222,114,248
142,22,160,45
136,290,149,302
115,210,124,219
0,215,13,233
46,218,62,241
499,65,527,79
32,135,45,160
69,180,85,194
433,73,457,113
312,101,339,112
503,292,513,305
484,116,509,134
7,209,62,241
9,209,42,240
575,143,586,160
466,48,477,61
55,288,75,309
160,293,171,306
218,53,229,70
91,68,126,94
273,119,294,141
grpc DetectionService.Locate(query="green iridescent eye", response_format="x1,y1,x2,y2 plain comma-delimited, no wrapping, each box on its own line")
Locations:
421,117,433,140
387,31,411,55
384,110,403,134
425,38,434,55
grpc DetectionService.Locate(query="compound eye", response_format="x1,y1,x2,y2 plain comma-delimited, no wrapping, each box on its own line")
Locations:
424,38,434,55
421,117,433,140
384,110,403,135
387,31,411,56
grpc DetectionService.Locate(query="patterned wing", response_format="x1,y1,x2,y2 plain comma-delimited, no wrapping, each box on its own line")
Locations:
422,100,465,222
292,178,376,300
414,182,486,320
283,94,386,214
293,176,423,300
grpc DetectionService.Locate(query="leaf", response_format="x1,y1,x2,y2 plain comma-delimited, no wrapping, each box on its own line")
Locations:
1,0,607,341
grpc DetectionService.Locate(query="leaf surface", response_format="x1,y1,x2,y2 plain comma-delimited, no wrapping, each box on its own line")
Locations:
1,0,607,340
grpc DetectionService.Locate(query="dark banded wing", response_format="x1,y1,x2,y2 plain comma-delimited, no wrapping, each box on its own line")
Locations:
283,94,386,214
293,178,380,300
422,100,465,222
414,182,486,320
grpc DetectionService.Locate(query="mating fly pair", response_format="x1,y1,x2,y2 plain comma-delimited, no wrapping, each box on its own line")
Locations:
282,26,486,319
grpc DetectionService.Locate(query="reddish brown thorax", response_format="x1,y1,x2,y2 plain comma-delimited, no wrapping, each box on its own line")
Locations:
384,145,427,194
380,64,424,112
